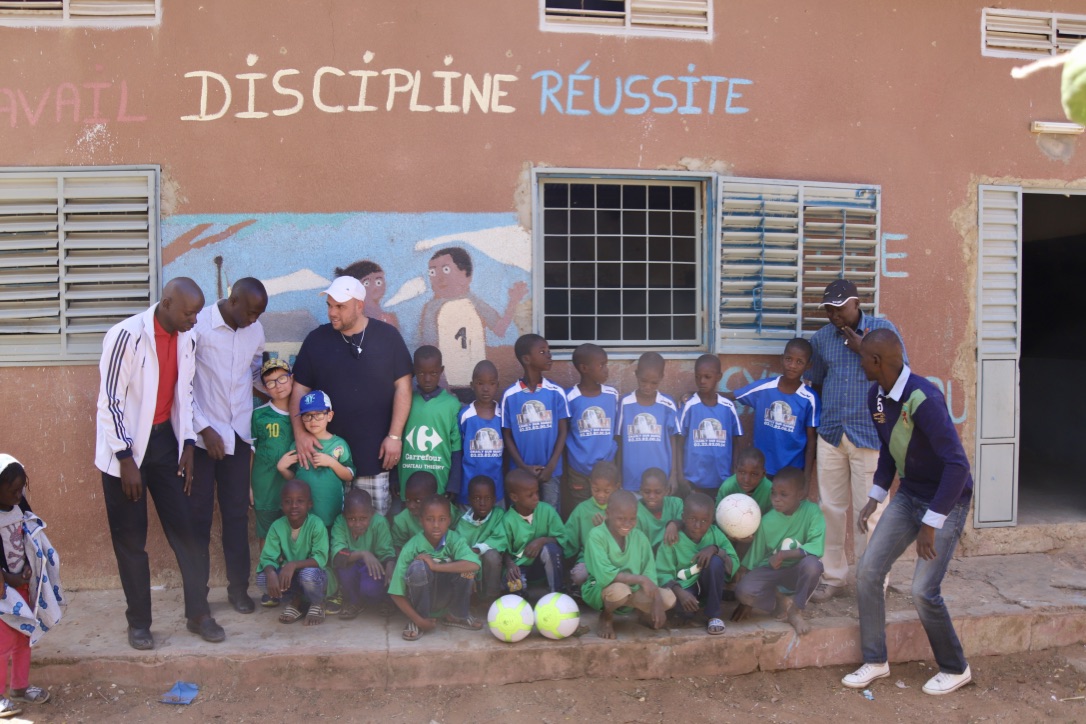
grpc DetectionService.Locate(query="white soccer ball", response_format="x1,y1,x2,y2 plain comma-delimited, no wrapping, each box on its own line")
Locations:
487,594,534,643
716,494,762,539
533,592,581,640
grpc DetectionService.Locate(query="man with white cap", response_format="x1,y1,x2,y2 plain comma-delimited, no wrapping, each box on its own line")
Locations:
806,279,907,602
290,276,413,517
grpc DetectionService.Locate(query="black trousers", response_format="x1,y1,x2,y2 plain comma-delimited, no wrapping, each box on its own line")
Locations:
102,423,210,629
190,434,252,597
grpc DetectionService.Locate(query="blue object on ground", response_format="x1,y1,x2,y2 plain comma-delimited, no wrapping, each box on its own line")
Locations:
161,681,199,705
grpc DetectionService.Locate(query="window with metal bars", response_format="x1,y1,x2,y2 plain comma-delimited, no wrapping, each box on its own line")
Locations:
717,178,881,354
542,0,711,38
0,0,158,26
0,167,159,364
534,172,708,350
982,7,1086,59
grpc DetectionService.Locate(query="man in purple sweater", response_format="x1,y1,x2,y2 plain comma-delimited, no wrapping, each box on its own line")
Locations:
840,329,974,696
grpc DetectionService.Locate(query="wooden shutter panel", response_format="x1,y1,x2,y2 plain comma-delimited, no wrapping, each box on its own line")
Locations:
800,185,879,332
718,180,801,352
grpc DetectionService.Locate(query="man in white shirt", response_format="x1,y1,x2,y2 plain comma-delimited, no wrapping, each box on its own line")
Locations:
189,278,268,614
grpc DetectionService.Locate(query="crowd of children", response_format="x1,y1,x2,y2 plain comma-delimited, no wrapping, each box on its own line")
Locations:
247,330,824,641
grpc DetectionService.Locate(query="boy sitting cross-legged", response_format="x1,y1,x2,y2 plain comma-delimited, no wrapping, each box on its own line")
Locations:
256,480,330,625
501,468,567,597
563,460,621,588
655,492,738,635
331,489,395,620
583,489,676,639
392,471,457,552
456,475,507,610
732,467,825,636
389,495,483,641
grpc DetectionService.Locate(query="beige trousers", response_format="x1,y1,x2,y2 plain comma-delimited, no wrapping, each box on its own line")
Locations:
816,433,884,588
602,582,677,611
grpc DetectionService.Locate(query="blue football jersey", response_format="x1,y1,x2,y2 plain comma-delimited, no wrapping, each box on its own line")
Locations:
734,377,820,475
500,379,571,477
679,395,743,490
459,402,505,502
564,384,620,476
618,392,679,491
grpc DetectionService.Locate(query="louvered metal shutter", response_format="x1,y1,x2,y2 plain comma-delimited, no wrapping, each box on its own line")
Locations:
974,185,1021,527
545,0,710,35
717,178,880,354
0,168,158,364
983,8,1086,59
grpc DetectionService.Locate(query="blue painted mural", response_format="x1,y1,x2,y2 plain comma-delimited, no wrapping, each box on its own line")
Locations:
162,212,531,386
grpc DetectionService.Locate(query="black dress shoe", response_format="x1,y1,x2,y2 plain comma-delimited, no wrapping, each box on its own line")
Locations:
127,626,154,650
228,592,255,614
186,616,226,643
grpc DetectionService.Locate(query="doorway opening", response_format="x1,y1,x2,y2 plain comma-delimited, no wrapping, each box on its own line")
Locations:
1018,191,1086,524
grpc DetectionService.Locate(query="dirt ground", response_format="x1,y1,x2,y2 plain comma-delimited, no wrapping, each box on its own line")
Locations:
18,644,1086,723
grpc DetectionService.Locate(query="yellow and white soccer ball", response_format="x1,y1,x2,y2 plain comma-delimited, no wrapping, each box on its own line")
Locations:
533,592,581,640
487,594,534,643
716,493,762,539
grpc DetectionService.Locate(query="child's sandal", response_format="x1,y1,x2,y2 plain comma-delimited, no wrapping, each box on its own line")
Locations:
402,621,421,641
278,605,304,624
0,697,21,718
305,604,325,624
440,614,483,631
10,686,49,705
707,617,727,635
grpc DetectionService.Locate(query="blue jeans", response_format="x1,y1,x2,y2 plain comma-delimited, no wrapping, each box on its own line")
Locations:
856,489,968,674
256,567,327,604
404,560,473,619
511,541,565,594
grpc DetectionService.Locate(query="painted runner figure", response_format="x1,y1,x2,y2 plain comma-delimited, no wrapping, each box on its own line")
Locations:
841,329,974,695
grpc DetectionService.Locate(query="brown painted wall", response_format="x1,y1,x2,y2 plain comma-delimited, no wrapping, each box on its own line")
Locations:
1,0,1084,586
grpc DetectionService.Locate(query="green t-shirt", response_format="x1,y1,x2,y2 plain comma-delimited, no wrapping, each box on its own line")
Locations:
387,529,481,599
655,528,738,589
562,498,607,562
635,496,685,551
391,503,459,551
398,390,463,496
330,512,395,563
716,475,773,515
251,402,294,512
742,500,825,570
290,434,353,528
582,524,656,612
456,507,507,553
501,502,565,566
257,513,330,572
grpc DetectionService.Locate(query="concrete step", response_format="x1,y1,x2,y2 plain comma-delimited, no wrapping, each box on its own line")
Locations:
32,552,1086,690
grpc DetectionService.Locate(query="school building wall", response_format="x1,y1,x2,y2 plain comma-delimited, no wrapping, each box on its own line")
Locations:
0,0,1082,588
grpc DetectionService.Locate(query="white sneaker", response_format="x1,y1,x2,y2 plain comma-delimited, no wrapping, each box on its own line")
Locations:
922,666,972,695
841,662,890,688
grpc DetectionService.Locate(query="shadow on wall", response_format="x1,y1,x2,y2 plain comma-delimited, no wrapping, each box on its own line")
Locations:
162,212,532,386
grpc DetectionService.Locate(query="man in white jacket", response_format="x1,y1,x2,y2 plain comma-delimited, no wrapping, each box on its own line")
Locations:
96,277,225,650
